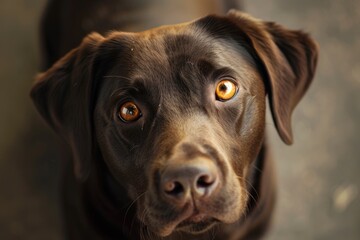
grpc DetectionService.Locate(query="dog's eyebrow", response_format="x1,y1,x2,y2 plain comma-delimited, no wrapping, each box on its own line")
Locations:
195,59,238,82
211,67,238,80
104,75,137,95
105,76,153,102
103,75,133,81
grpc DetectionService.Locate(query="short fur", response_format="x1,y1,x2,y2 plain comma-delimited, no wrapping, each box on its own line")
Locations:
31,1,318,239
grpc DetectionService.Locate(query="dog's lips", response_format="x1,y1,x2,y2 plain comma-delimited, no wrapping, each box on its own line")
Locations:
143,186,246,236
176,213,218,233
152,207,193,237
146,206,221,237
186,213,208,223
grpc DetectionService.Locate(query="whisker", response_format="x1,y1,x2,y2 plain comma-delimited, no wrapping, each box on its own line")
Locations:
251,164,263,174
129,210,138,235
209,224,218,240
236,175,259,201
123,191,147,230
129,144,140,152
140,208,153,240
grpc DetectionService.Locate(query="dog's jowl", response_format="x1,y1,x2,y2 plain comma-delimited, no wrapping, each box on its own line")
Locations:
31,1,318,239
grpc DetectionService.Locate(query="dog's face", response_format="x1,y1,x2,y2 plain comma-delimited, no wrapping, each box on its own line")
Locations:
31,11,318,237
93,25,266,235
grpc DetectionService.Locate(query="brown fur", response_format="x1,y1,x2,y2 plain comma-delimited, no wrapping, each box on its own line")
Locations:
31,2,318,239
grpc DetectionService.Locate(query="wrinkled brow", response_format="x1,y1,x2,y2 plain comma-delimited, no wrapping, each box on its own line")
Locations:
103,75,158,104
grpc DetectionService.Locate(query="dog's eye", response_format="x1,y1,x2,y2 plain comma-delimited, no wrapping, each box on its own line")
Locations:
215,79,238,101
118,101,142,122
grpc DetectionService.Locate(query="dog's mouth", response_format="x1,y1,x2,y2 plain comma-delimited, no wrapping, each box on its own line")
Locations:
140,195,244,237
140,178,247,237
145,208,220,237
176,213,219,234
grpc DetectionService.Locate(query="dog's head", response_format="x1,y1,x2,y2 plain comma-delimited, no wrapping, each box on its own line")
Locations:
31,10,318,237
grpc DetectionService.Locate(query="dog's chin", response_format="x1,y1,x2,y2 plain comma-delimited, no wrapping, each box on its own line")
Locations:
143,201,246,237
144,208,243,237
176,217,219,234
146,215,220,237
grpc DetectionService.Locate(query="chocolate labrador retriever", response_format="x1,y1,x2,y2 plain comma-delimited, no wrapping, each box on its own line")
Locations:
31,0,318,239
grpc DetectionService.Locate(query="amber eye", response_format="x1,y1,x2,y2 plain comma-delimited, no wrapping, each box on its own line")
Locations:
215,79,238,101
118,101,142,122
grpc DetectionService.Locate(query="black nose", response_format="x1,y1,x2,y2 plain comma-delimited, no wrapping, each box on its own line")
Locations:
160,159,220,204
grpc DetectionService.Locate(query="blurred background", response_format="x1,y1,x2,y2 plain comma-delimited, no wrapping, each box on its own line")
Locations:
0,0,359,239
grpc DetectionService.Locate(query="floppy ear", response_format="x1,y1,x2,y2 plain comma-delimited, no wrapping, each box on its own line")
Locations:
30,32,105,180
227,10,319,144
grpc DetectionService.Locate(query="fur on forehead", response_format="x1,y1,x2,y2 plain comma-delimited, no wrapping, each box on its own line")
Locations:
96,30,260,120
99,22,258,89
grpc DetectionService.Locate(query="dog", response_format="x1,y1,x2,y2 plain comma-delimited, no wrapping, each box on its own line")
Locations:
30,0,318,239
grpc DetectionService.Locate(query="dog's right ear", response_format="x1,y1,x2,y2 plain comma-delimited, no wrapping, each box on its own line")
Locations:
30,33,105,180
225,11,318,145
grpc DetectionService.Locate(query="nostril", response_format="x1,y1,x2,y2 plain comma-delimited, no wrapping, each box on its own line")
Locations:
194,172,219,197
164,181,184,196
160,161,220,200
196,174,215,188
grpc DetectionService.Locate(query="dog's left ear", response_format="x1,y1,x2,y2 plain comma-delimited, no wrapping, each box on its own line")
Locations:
227,10,319,144
31,33,105,180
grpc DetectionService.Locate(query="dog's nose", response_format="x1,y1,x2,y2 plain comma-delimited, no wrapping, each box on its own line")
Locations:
160,159,219,203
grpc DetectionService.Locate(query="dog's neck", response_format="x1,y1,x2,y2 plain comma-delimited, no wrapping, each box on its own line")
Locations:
78,143,271,240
